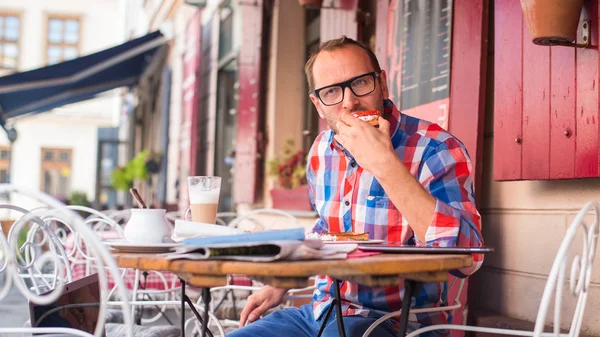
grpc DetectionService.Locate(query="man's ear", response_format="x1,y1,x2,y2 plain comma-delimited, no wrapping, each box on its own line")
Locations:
379,70,390,100
310,94,326,119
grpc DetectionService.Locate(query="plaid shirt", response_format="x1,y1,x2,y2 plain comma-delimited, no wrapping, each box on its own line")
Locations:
307,99,484,327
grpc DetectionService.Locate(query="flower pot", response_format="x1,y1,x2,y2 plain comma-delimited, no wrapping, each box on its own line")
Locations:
520,0,584,46
271,185,313,211
299,0,323,9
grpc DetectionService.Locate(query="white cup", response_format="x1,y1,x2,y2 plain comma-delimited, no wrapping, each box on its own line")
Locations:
187,176,221,224
124,209,172,244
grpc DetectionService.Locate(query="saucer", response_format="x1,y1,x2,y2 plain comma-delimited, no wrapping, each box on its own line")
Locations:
174,220,242,239
103,239,181,253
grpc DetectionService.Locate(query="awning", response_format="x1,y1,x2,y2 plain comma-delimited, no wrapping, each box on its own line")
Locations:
0,31,167,122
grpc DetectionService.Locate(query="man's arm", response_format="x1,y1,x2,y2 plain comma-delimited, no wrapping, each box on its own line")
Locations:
373,135,484,276
370,152,436,240
336,112,483,276
306,135,329,234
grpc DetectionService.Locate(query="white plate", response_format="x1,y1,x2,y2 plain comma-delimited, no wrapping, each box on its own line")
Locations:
103,239,181,253
322,239,386,245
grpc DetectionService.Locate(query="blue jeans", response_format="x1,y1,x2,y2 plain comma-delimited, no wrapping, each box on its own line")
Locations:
226,304,399,337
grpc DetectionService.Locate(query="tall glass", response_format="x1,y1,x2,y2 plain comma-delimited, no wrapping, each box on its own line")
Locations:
187,176,221,224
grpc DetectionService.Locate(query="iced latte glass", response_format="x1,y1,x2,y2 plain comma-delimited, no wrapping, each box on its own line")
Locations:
187,176,221,224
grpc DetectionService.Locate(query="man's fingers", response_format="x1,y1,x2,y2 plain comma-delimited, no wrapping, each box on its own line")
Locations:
340,111,361,127
378,116,390,135
336,120,351,134
247,303,270,324
239,299,258,327
334,134,348,146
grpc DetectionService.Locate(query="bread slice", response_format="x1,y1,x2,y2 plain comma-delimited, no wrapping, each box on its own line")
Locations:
325,231,370,241
352,110,380,127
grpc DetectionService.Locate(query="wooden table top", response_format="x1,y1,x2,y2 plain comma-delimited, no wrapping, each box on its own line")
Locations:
112,253,473,288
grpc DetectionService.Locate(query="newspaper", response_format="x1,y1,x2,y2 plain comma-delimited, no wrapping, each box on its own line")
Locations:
162,240,358,262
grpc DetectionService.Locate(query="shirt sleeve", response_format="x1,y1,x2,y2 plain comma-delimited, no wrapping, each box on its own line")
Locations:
413,138,484,277
306,141,328,234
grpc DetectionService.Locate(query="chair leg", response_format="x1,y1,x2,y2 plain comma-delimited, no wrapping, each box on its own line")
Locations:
231,289,238,319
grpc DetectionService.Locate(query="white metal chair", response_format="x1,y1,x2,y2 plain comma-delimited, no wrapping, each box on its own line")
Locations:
361,277,465,337
403,200,600,337
2,193,226,337
0,184,134,337
227,208,299,232
204,208,310,330
65,205,227,336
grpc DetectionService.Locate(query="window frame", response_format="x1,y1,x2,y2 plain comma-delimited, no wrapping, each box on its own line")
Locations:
44,13,82,65
0,10,22,70
40,147,73,197
0,145,11,184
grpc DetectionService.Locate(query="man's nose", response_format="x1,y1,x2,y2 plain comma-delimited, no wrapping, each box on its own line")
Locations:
341,87,359,110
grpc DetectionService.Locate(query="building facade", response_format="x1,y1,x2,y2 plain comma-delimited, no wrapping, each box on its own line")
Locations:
0,0,124,209
129,0,600,335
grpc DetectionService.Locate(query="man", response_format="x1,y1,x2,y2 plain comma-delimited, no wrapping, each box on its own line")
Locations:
228,37,484,337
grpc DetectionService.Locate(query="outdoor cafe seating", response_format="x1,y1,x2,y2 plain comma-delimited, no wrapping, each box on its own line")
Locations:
1,183,598,337
0,184,225,337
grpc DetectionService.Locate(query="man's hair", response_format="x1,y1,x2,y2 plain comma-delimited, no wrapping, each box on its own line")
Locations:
304,36,382,92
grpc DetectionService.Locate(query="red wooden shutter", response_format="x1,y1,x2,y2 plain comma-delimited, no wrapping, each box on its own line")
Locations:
375,0,389,71
234,0,264,204
179,9,202,211
493,0,599,180
448,0,488,195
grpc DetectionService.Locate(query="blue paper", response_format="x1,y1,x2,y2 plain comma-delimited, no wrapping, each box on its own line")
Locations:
182,227,305,246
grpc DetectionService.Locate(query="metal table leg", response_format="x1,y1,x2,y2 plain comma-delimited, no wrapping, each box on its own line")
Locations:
201,288,211,337
316,279,346,337
397,280,418,337
181,279,185,337
179,278,214,337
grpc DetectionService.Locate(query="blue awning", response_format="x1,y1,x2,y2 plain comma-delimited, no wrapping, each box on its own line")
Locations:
0,31,167,122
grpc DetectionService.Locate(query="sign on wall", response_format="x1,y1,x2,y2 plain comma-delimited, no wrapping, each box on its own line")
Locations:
388,0,452,129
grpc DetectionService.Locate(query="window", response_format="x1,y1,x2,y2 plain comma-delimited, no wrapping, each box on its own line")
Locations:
0,13,20,69
0,146,10,183
41,148,72,198
46,16,80,65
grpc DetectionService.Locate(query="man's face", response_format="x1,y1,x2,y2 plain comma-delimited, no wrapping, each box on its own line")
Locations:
310,45,389,133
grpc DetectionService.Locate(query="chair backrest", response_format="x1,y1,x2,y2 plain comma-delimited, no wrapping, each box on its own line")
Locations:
227,208,299,231
0,184,133,337
534,200,599,337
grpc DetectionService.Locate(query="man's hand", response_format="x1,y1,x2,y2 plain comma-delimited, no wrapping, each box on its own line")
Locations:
239,285,288,327
334,111,396,175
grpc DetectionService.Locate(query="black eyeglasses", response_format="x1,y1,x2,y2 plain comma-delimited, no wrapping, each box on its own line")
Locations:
313,71,380,106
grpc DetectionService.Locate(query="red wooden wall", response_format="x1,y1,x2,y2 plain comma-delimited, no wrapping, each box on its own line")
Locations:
233,0,264,204
494,0,599,181
180,10,202,211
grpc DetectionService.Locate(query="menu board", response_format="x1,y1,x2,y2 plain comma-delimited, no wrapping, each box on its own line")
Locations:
400,0,452,110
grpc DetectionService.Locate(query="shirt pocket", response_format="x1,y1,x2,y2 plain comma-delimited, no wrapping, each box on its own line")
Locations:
365,196,391,226
365,195,404,242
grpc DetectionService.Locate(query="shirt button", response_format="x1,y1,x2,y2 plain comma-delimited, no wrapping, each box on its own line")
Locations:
350,162,356,168
344,200,350,206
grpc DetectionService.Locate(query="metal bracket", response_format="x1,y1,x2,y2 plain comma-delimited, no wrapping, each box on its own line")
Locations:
574,20,590,48
537,20,591,48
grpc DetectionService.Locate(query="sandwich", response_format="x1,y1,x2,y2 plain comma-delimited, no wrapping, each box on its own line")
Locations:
324,231,370,241
352,110,381,127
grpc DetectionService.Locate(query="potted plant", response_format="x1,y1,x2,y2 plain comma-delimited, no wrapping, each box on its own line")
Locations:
267,139,313,211
520,0,584,45
110,150,162,191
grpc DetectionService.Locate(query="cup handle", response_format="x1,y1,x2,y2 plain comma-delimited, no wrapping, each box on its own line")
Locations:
184,207,192,221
